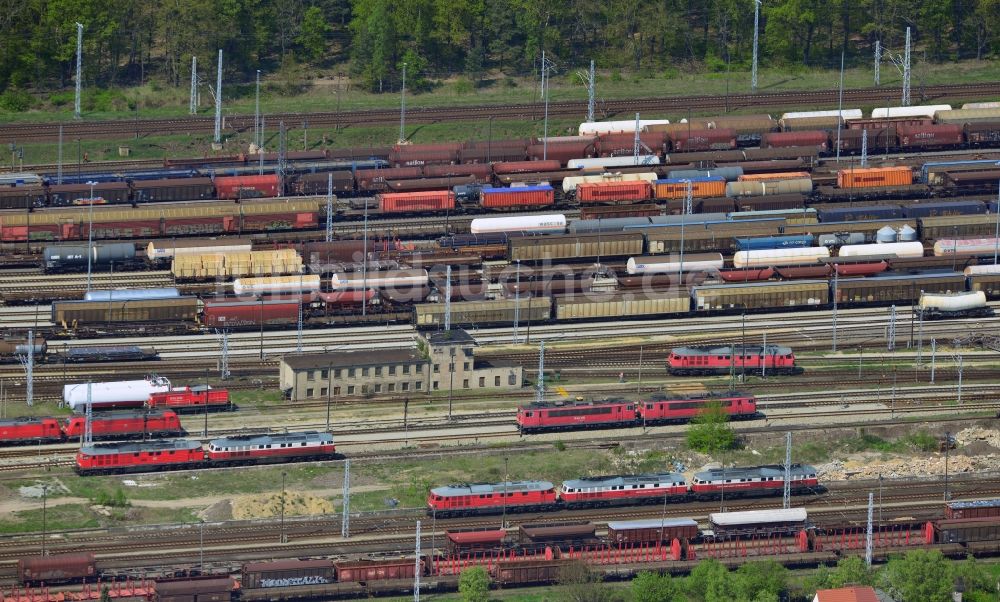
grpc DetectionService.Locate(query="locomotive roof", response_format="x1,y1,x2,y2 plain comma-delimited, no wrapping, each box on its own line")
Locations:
710,507,808,526
522,398,631,410
562,473,686,489
644,391,752,401
671,345,793,356
80,439,202,456
607,518,699,530
66,409,172,420
694,463,816,481
431,480,555,496
0,416,54,425
210,431,334,446
948,498,1000,509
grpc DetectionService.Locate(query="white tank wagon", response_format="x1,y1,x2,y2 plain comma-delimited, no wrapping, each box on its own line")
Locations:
933,238,1000,256
470,214,567,235
870,104,952,119
839,241,925,259
566,155,660,169
732,247,830,268
329,269,429,290
562,172,657,194
779,109,862,120
626,254,724,275
146,238,253,262
233,275,322,295
964,264,1000,276
578,119,670,137
64,377,172,412
725,178,813,197
918,291,993,320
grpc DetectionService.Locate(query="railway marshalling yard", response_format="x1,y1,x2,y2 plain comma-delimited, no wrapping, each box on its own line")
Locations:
1,300,999,584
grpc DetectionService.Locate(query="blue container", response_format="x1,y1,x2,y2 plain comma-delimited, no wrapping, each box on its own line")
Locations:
83,288,180,302
734,235,815,251
901,201,986,218
816,205,904,222
667,167,744,182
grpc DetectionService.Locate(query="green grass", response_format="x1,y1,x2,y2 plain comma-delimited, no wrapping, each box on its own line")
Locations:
229,388,286,407
0,503,100,534
4,59,1000,124
733,427,945,466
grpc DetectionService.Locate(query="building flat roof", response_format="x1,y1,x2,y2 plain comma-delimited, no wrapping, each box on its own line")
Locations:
423,328,477,346
282,349,427,370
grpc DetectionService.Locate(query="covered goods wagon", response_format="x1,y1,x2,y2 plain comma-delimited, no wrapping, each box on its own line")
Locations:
692,280,830,311
509,233,644,261
415,298,552,327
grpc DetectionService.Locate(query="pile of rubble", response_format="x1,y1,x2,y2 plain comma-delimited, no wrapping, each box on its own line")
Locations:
817,453,1000,481
955,427,1000,448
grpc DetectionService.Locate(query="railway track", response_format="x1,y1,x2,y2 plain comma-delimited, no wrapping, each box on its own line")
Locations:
4,82,1000,143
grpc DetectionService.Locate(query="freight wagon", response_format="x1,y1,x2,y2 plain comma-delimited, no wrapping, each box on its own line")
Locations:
509,232,644,262
414,298,552,327
692,280,830,312
835,272,967,305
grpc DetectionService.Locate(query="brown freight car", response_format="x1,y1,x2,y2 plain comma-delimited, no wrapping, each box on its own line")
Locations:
518,522,598,547
49,181,130,206
607,518,700,544
132,178,217,203
333,558,424,582
0,186,47,210
154,577,236,602
493,559,571,585
292,171,354,195
644,224,781,254
509,232,644,262
918,214,1000,239
241,559,335,589
19,553,97,585
835,272,965,305
51,297,202,326
692,280,830,312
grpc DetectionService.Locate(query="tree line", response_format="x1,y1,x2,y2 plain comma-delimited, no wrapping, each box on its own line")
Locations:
0,0,998,95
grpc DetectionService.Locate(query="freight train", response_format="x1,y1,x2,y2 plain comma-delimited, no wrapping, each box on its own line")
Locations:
516,391,759,433
74,430,336,475
0,410,184,445
62,377,231,413
427,464,820,517
16,497,1000,596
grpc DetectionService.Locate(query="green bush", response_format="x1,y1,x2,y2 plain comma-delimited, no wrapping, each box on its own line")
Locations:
49,91,75,107
93,487,130,508
83,89,128,112
453,78,474,95
0,88,34,112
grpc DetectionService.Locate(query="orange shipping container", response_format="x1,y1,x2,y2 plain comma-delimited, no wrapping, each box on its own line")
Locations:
654,178,727,199
738,171,812,182
577,181,652,203
378,190,456,213
837,166,913,189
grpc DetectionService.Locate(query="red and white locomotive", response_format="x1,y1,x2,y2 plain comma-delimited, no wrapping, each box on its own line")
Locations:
690,464,819,500
427,481,558,517
75,431,336,475
517,391,757,433
666,345,798,376
559,473,689,508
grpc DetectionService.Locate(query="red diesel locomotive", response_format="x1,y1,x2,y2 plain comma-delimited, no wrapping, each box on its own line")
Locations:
146,387,232,413
428,481,559,517
689,464,820,500
75,431,336,475
63,409,183,440
517,392,757,433
666,345,799,376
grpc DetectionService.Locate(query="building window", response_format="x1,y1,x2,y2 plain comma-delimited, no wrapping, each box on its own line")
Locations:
434,364,440,373
417,365,424,373
463,379,469,388
348,368,356,378
416,381,422,390
375,384,382,393
464,362,470,371
321,369,329,380
304,388,314,397
389,365,397,375
362,367,370,377
495,376,501,387
433,381,439,390
334,386,341,396
403,365,410,375
320,387,328,397
362,384,369,394
388,383,395,392
509,373,518,386
402,382,409,391
335,369,343,378
347,385,355,395
375,367,383,377
479,377,485,387
307,371,315,381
